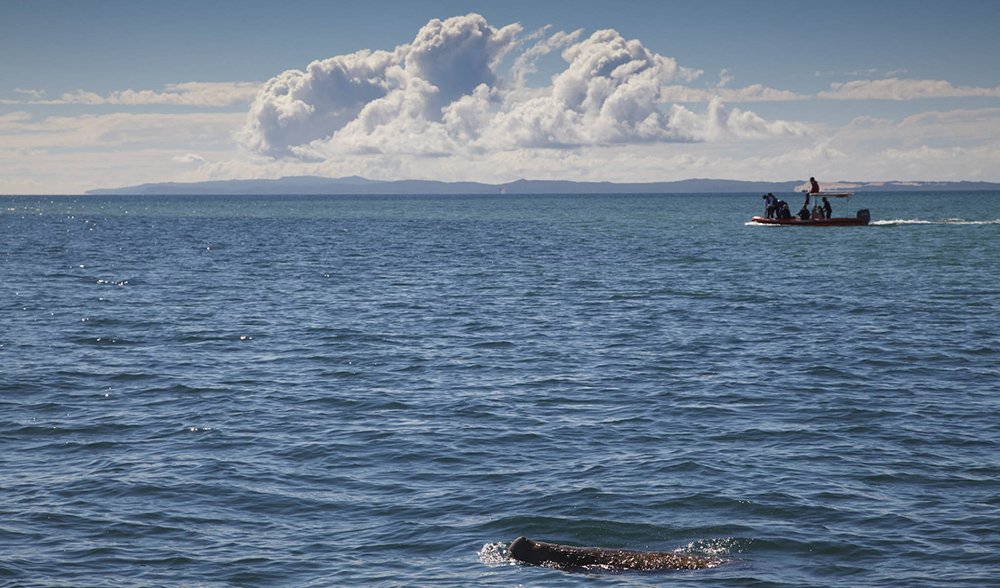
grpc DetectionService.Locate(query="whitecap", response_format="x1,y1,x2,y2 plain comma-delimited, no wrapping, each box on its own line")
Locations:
478,541,513,566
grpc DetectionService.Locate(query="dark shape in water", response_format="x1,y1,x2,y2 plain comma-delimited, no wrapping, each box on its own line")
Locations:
507,536,717,571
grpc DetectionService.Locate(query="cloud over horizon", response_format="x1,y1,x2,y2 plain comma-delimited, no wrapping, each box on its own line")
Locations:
239,14,806,161
4,10,998,194
818,78,1000,101
1,82,260,107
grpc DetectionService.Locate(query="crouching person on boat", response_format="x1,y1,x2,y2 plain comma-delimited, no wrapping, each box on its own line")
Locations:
776,199,791,219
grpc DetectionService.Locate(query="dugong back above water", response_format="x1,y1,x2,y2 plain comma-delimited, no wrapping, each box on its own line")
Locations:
507,536,718,571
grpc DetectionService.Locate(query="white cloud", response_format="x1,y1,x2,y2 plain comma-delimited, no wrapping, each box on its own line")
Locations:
14,88,46,99
0,147,245,194
898,107,1000,134
4,82,260,107
819,78,1000,100
667,77,999,104
239,48,399,157
780,107,1000,181
834,108,1000,150
405,13,521,111
862,143,1000,181
0,111,34,128
507,27,704,145
173,153,208,164
0,111,244,151
509,28,583,89
717,69,734,88
239,14,802,161
660,84,804,103
239,14,520,157
8,14,1000,194
882,143,1000,165
814,68,909,79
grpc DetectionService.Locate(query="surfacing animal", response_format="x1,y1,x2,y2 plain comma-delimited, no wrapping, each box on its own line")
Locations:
507,536,718,572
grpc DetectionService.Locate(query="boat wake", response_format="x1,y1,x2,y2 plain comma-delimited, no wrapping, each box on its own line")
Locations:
871,218,1000,226
748,218,1000,227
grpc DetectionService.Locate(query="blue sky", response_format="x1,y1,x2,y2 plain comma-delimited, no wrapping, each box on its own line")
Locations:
2,0,999,193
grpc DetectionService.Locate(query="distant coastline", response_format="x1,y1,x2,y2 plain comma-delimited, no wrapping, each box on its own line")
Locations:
84,176,1000,196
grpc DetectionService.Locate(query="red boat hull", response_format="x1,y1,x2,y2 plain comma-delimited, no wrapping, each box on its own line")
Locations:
751,215,869,226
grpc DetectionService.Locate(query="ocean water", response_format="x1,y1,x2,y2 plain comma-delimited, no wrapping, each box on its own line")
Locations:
1,191,998,587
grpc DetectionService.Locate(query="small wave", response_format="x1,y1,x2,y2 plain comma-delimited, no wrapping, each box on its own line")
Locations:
183,426,215,434
472,341,516,349
942,218,1000,225
71,336,141,346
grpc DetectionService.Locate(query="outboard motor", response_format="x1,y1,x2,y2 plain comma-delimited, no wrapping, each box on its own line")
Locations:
856,209,871,224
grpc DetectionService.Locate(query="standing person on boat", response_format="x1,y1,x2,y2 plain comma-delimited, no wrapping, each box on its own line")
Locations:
762,193,778,218
822,196,832,219
802,176,820,211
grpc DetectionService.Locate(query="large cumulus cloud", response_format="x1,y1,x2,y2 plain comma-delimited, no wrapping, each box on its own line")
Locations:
405,14,520,112
239,13,804,160
239,49,399,157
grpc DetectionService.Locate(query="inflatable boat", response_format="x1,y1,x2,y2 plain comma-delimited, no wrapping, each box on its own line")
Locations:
752,209,871,226
753,192,870,226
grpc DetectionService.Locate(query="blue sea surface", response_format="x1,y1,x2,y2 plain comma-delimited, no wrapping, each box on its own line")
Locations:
2,192,998,587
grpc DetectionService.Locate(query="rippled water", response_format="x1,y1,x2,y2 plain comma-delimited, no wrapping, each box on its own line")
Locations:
2,192,998,587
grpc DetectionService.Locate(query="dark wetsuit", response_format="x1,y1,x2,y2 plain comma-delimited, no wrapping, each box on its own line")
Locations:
763,194,778,218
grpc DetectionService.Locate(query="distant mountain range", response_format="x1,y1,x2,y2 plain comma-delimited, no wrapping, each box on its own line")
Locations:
86,176,1000,196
